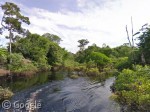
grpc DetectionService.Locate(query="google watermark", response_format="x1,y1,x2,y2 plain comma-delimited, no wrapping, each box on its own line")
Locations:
1,99,41,111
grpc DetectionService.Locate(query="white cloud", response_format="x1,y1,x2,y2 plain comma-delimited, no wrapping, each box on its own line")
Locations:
77,0,87,7
1,0,150,53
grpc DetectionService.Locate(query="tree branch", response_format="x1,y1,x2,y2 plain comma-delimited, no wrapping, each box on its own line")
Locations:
126,25,132,46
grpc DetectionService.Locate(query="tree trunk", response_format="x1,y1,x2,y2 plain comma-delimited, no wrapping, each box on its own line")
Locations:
141,52,146,66
9,30,12,64
9,30,12,54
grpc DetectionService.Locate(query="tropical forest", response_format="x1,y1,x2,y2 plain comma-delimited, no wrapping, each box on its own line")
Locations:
0,1,149,112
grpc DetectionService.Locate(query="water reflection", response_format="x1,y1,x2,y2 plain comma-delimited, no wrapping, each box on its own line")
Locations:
0,72,123,112
49,71,65,81
0,71,65,92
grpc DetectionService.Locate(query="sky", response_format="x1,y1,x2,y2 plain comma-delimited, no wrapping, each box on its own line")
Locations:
0,0,150,53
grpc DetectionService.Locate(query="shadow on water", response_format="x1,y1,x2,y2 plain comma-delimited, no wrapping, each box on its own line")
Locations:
0,71,65,92
49,71,66,82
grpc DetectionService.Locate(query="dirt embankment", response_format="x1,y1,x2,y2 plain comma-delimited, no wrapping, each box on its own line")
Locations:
0,69,10,76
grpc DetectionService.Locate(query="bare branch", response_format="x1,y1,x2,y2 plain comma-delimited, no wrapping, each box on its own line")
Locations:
125,25,132,46
131,17,134,47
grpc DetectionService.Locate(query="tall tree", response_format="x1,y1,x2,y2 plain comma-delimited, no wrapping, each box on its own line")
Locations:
0,2,30,54
78,39,89,51
42,33,62,44
138,26,150,64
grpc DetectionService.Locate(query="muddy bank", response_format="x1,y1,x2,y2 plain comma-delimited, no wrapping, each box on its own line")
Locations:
0,69,10,76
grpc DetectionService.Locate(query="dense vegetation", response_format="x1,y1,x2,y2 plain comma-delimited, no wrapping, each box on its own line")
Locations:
111,25,150,111
112,65,150,112
0,2,149,111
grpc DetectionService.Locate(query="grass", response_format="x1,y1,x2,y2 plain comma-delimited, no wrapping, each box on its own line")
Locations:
0,86,13,101
69,74,79,79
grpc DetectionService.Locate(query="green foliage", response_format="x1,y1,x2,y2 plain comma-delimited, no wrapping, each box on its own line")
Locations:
78,39,89,51
62,51,78,68
69,74,79,79
75,44,99,63
13,34,50,61
0,48,8,65
0,2,30,53
103,65,118,76
86,66,117,81
88,52,110,69
115,57,131,71
73,64,87,73
42,33,62,44
12,33,66,69
75,51,85,63
75,44,112,65
112,45,132,58
47,42,63,66
0,86,13,101
86,60,96,68
1,2,30,33
12,34,53,70
34,55,51,71
8,53,37,74
100,45,113,57
86,68,99,77
113,65,150,111
138,27,150,64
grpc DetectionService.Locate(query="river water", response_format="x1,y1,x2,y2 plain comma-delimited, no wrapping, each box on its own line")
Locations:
0,72,121,112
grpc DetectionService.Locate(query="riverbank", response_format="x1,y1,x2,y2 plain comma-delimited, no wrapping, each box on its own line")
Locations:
111,65,150,112
0,69,10,76
0,86,13,102
0,65,116,103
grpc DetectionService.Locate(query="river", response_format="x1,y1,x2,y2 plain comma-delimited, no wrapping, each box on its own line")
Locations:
0,71,121,112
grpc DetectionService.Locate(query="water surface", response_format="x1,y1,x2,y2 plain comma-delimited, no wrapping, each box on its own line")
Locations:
0,72,120,112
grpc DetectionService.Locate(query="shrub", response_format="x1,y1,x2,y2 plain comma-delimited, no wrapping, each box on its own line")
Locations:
112,65,150,111
0,86,13,101
86,68,100,77
86,60,96,68
8,53,37,75
74,63,86,72
88,52,110,70
69,74,79,79
115,57,131,71
34,55,51,71
103,66,119,76
0,48,7,66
